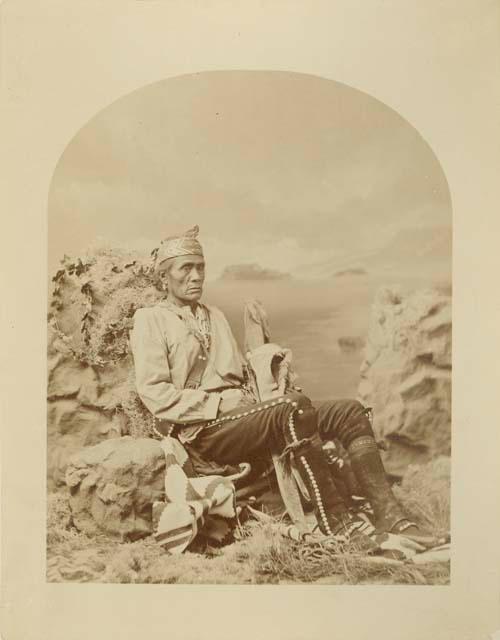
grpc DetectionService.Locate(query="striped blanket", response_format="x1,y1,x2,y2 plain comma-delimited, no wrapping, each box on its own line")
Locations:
152,437,238,554
151,341,298,555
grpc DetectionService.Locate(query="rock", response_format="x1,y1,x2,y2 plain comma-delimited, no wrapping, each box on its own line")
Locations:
47,399,126,490
48,249,162,364
48,355,101,404
337,336,366,354
47,317,128,492
47,321,134,485
46,250,164,489
358,287,451,475
93,358,133,411
65,437,166,541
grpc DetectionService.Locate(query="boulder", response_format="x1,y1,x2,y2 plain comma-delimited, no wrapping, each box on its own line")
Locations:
65,437,166,541
47,398,127,489
358,286,451,475
47,248,164,488
47,325,129,489
337,335,366,354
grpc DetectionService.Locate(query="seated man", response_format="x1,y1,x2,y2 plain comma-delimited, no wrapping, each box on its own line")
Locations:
130,226,433,551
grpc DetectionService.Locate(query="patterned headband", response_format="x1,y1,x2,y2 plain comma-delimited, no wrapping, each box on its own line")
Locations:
156,225,204,266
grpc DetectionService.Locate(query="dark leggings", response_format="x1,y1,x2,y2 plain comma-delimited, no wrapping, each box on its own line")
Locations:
186,392,373,467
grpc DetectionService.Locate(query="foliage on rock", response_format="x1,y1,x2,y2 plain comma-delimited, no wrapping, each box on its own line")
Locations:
47,247,164,488
49,247,163,365
121,371,158,440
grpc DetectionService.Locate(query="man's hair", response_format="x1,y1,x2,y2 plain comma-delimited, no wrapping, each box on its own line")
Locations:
154,258,173,292
155,258,173,275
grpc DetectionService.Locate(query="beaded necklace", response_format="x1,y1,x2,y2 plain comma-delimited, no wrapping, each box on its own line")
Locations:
163,300,212,354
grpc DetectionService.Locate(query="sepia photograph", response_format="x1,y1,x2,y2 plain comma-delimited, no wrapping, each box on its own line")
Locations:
46,70,452,585
3,1,500,638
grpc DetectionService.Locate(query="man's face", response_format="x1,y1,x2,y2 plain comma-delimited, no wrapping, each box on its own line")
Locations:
159,254,206,305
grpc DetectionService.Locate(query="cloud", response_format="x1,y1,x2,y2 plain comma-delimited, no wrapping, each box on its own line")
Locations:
219,263,292,281
49,72,452,283
203,234,354,282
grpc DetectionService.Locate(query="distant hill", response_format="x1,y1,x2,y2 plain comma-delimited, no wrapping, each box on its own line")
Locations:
219,263,292,281
335,267,367,277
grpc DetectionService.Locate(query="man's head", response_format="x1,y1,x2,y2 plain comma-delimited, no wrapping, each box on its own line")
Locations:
154,225,206,306
156,254,205,306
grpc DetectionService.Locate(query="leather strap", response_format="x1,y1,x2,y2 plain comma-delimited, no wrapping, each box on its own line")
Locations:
152,345,210,435
184,343,209,389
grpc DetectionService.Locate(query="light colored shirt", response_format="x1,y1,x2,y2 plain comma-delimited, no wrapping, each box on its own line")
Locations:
129,300,246,435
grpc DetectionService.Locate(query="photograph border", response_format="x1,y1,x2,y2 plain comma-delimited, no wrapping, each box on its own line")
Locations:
2,2,500,639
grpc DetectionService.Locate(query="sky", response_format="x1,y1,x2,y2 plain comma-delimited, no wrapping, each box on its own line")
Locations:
48,70,452,398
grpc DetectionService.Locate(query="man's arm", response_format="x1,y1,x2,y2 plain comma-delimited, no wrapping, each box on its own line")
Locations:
129,309,221,423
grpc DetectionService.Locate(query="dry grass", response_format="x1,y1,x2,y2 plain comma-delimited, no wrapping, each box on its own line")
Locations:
47,456,450,585
394,455,450,540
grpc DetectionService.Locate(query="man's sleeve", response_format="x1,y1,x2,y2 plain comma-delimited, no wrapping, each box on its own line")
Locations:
129,309,221,423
